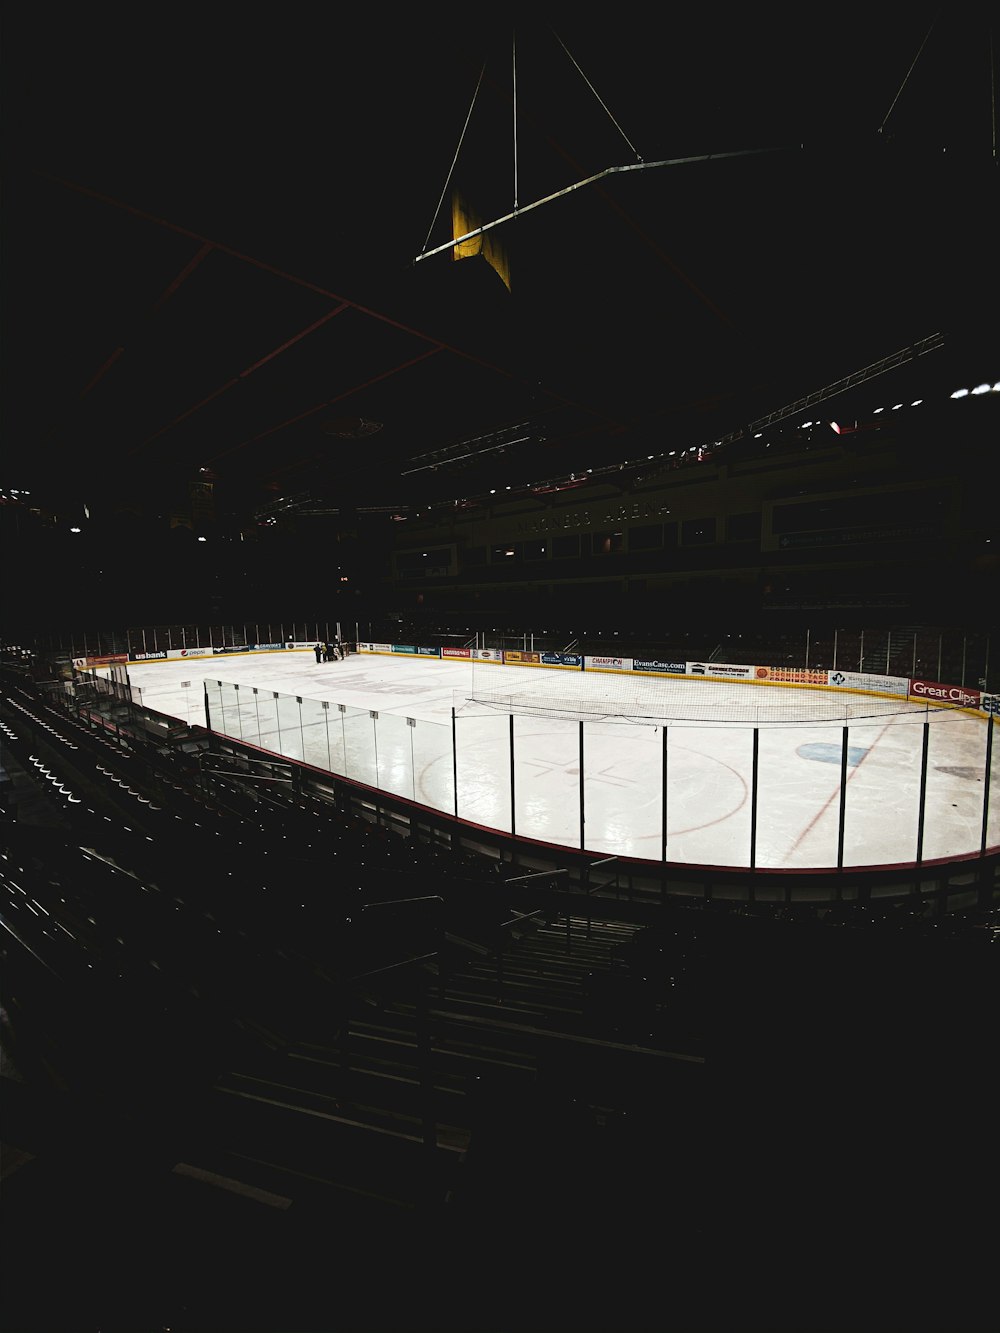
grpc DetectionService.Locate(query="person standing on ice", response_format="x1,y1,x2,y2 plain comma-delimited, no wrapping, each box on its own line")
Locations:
314,642,323,664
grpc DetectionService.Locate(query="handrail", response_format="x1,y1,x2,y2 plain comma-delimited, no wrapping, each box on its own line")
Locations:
498,906,546,929
361,895,444,910
503,867,568,884
350,950,439,981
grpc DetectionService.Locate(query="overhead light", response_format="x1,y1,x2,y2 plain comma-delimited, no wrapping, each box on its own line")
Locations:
830,422,841,434
950,388,969,398
971,383,990,395
892,404,903,410
197,536,207,542
993,383,1000,393
801,421,812,428
911,400,923,407
69,526,81,533
490,489,496,494
753,433,762,439
873,407,884,413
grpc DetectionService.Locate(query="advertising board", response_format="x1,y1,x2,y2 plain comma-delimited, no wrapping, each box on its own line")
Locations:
910,679,981,709
128,650,168,661
686,661,754,679
826,670,910,697
392,644,417,654
540,653,582,667
754,666,828,684
632,659,686,674
504,650,541,665
417,647,441,657
585,655,632,672
442,647,472,659
472,649,502,661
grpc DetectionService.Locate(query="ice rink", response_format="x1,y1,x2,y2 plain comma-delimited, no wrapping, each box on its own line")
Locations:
113,650,999,871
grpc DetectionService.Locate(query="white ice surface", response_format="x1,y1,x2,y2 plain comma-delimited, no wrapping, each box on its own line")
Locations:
110,650,1000,870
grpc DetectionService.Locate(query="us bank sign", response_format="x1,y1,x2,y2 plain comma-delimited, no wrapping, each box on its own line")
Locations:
516,501,672,534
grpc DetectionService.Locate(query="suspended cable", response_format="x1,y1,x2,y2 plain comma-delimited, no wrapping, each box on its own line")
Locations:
991,24,997,162
419,61,486,256
550,26,643,162
513,29,518,211
879,10,941,135
414,144,797,265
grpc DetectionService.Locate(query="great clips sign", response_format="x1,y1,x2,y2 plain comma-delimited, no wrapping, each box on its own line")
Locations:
910,679,981,709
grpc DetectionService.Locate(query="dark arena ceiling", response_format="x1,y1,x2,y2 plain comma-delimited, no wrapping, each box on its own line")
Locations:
2,6,998,530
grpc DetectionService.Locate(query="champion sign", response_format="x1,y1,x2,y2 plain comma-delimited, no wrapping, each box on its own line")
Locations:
910,679,981,708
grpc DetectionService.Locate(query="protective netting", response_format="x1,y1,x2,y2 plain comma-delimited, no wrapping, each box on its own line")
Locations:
454,678,933,726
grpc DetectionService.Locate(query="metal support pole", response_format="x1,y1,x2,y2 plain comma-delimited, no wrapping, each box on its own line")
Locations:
915,721,930,863
579,721,585,850
804,627,810,668
750,728,759,870
509,713,516,840
912,632,917,679
837,727,849,869
832,628,838,671
203,682,211,732
661,725,668,862
981,718,994,857
961,634,967,686
886,635,891,675
859,629,864,672
451,706,458,818
937,633,942,681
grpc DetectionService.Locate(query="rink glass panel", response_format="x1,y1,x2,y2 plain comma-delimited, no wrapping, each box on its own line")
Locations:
454,711,512,834
407,716,453,814
216,681,243,740
340,708,379,788
579,718,662,858
254,691,281,754
372,711,415,802
665,724,755,867
921,714,993,862
842,714,921,867
755,722,842,870
513,714,582,851
299,696,332,772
